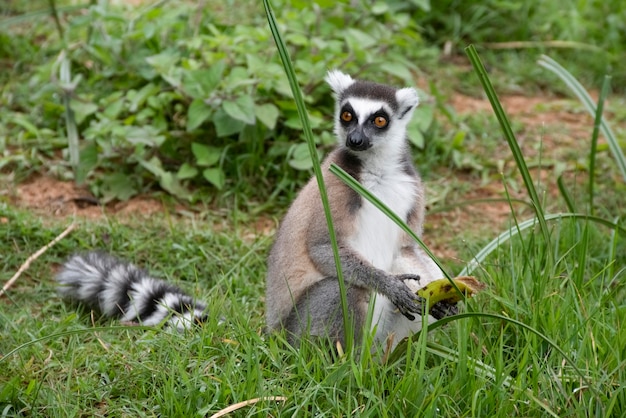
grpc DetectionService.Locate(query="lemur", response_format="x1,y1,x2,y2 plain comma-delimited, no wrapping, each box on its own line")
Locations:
265,70,446,348
56,71,448,348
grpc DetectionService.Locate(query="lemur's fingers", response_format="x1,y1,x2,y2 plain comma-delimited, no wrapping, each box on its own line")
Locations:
394,273,421,284
401,311,416,321
416,276,486,311
387,279,424,320
429,301,459,319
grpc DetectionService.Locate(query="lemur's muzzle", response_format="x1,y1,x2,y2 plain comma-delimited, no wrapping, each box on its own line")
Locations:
346,128,371,151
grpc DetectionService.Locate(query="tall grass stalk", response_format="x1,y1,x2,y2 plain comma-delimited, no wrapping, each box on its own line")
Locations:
460,213,626,276
262,0,353,352
465,45,551,246
329,165,450,279
538,55,626,182
588,75,612,214
56,51,81,181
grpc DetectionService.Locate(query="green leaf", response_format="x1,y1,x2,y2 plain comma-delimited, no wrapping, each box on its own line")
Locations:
138,157,190,199
145,50,180,74
187,99,213,131
255,103,280,129
75,142,98,184
379,62,414,84
413,103,434,132
222,96,256,125
371,2,389,15
538,55,626,183
406,122,425,149
158,171,191,200
345,29,376,49
213,107,245,137
103,98,125,120
128,83,161,112
224,66,254,90
191,142,221,167
125,126,166,147
288,142,314,170
202,167,225,189
264,0,353,351
409,0,431,11
70,100,98,125
100,172,138,203
138,156,166,177
177,162,198,180
161,68,184,89
182,63,226,99
459,213,626,277
466,45,551,254
11,115,41,139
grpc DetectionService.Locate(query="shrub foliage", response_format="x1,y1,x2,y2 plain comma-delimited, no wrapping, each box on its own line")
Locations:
0,0,436,203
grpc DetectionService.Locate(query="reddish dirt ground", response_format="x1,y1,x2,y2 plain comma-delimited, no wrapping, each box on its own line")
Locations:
8,176,165,220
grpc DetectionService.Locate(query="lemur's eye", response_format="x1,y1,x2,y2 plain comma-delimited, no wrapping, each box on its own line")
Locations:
373,116,388,128
341,111,353,122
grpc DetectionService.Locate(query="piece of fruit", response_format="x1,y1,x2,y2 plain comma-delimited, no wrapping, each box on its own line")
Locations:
416,276,486,310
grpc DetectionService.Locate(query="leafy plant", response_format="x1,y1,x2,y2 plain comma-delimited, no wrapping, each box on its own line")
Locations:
0,0,436,205
414,0,626,91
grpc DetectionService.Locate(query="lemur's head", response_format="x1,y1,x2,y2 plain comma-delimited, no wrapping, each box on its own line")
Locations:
325,70,419,152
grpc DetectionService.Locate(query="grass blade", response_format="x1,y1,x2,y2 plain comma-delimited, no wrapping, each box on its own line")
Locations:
0,4,86,29
588,75,612,213
429,197,531,215
465,45,551,248
329,163,449,278
557,175,576,213
0,326,154,362
58,52,80,180
389,312,601,403
460,213,626,276
262,0,353,352
329,164,462,302
428,312,601,399
537,55,626,182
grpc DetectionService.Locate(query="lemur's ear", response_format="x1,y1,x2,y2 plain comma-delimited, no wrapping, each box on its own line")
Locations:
325,70,355,97
395,87,419,119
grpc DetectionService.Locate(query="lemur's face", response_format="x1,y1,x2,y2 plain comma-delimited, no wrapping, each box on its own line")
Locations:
325,70,419,153
337,98,392,151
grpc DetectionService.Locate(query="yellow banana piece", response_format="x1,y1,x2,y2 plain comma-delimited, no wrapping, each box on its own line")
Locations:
416,276,486,310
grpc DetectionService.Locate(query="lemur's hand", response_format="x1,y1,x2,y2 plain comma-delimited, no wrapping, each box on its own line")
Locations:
385,274,424,321
429,301,459,319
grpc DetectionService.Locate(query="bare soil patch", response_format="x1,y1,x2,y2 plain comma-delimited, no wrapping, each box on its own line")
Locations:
6,176,165,220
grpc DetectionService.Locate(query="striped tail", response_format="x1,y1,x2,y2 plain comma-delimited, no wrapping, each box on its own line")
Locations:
56,251,207,330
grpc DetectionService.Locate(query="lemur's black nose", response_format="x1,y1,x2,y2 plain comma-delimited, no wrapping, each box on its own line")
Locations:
346,129,370,151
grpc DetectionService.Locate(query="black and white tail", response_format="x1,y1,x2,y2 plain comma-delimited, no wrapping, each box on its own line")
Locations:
56,251,207,330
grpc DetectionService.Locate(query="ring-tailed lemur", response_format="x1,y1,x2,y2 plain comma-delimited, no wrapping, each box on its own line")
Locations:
56,70,450,347
265,70,447,349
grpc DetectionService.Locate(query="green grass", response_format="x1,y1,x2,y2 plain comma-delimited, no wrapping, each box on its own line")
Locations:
1,189,625,416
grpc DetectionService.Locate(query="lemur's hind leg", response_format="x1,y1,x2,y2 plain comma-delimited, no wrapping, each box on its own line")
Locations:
283,277,370,347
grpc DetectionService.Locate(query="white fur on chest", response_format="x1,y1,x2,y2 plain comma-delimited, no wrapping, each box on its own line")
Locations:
349,168,416,270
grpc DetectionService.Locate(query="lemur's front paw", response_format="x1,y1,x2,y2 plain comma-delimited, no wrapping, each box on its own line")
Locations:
429,301,459,319
395,273,422,293
387,276,424,321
